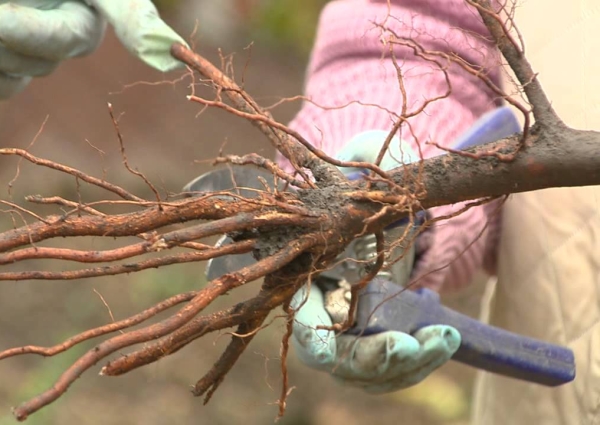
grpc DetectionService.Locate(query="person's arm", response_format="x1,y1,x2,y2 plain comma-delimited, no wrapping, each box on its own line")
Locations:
280,0,503,291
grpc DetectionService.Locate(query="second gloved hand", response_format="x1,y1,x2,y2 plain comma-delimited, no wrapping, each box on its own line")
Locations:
291,285,460,392
291,130,461,392
0,0,187,99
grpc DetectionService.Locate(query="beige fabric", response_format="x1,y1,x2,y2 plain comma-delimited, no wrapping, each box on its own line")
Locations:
473,188,600,423
471,1,600,424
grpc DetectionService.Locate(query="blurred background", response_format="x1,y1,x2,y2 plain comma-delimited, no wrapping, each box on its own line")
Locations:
0,1,493,424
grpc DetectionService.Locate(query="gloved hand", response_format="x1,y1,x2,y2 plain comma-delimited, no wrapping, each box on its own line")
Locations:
291,130,461,392
0,0,187,99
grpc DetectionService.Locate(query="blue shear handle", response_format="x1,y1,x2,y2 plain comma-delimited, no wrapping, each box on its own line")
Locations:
452,105,521,150
352,278,576,386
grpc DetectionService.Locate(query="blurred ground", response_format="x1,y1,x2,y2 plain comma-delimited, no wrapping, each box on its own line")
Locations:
0,2,487,424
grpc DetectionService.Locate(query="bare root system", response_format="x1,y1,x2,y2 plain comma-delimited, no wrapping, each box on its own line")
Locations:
1,0,599,421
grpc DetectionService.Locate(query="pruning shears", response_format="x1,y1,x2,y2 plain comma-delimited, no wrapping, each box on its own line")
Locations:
184,106,576,387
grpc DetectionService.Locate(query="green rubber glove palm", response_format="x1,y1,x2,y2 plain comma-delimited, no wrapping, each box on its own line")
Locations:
291,130,461,392
0,0,187,99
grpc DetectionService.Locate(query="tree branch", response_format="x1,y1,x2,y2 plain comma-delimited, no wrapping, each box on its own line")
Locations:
467,0,562,126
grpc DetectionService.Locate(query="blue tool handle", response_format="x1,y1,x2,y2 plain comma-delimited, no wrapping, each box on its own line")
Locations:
351,278,576,386
452,105,521,150
448,309,575,386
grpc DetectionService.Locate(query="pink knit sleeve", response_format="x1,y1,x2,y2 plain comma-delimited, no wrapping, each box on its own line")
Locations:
278,0,503,292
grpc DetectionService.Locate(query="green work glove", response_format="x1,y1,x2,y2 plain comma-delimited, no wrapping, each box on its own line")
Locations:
291,130,461,392
0,0,187,99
